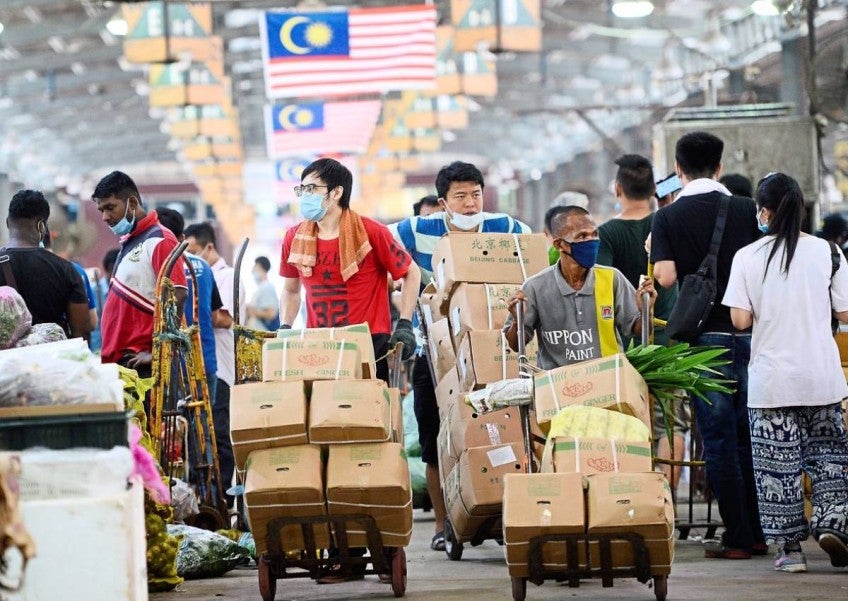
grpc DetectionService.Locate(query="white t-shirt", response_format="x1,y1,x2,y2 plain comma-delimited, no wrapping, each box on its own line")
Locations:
722,235,848,408
211,258,247,387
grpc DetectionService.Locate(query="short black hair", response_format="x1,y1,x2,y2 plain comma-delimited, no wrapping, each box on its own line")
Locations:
675,131,724,180
156,207,185,239
821,213,848,240
412,195,439,216
103,248,119,274
614,154,655,200
301,158,352,209
255,256,271,272
184,222,217,248
8,189,50,221
435,161,484,199
544,204,570,234
719,173,753,198
92,171,141,203
549,205,590,238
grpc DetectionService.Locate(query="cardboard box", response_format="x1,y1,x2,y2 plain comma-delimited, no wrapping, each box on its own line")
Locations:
326,443,413,547
541,438,653,475
244,446,329,555
447,405,525,460
309,380,392,444
419,282,445,326
431,232,549,310
435,365,463,420
445,443,525,521
229,381,308,471
443,460,503,540
388,387,403,444
586,472,675,576
503,473,588,578
427,318,457,383
262,339,362,382
456,330,538,391
448,283,522,348
436,419,456,486
533,354,651,429
277,323,377,379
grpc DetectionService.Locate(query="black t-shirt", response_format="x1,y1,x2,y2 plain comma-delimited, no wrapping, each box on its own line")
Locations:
650,191,760,333
0,247,88,333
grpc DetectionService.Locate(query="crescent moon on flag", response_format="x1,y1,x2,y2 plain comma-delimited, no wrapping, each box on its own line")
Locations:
278,105,301,131
280,16,311,55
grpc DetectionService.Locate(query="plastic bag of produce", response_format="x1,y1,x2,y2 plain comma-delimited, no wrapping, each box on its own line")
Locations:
14,322,67,347
402,391,420,457
170,478,199,522
217,529,256,560
167,524,250,579
0,286,31,349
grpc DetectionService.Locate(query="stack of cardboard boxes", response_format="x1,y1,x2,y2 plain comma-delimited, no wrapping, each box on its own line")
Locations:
230,324,412,558
421,232,549,542
502,354,675,579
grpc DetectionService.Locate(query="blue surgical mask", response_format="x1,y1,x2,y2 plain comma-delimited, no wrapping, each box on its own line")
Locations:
562,239,600,269
109,203,135,237
758,223,769,234
299,192,328,222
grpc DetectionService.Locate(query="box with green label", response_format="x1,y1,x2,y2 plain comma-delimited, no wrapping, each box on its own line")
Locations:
503,472,587,578
448,283,522,349
533,354,650,429
276,323,376,379
244,445,328,555
325,442,412,547
261,338,362,382
541,438,653,475
229,381,308,471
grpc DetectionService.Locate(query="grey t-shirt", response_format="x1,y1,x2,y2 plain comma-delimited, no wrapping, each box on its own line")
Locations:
503,264,640,370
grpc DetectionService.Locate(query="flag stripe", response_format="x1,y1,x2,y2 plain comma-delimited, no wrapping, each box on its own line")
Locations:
266,101,382,157
263,4,436,99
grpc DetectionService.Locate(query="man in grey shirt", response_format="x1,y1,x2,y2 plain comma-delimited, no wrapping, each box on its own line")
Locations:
247,256,280,331
504,205,655,367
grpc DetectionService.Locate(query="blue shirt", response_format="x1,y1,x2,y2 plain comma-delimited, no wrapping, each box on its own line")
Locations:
72,263,96,309
183,253,218,377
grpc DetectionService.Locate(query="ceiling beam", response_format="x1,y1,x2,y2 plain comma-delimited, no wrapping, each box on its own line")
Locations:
0,43,121,79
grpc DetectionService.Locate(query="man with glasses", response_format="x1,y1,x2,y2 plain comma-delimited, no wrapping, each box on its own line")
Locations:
504,205,655,368
279,158,421,383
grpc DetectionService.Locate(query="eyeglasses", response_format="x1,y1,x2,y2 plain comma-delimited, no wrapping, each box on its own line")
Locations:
293,184,329,197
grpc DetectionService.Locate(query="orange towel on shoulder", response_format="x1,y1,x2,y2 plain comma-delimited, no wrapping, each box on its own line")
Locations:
288,209,372,281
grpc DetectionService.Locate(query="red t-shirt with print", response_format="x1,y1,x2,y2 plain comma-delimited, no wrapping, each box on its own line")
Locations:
279,216,411,335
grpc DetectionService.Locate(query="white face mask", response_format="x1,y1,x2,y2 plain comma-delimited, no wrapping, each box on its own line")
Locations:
445,206,484,231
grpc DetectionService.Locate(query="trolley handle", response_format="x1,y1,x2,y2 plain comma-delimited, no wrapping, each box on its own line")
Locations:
514,299,535,475
640,290,651,347
233,237,250,328
390,342,405,389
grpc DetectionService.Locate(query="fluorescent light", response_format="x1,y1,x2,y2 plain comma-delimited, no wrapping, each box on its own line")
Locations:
612,1,655,18
751,1,779,16
106,17,128,36
0,22,5,36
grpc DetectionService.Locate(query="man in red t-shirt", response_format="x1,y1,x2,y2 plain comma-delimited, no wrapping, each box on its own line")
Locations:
279,158,421,383
94,171,187,377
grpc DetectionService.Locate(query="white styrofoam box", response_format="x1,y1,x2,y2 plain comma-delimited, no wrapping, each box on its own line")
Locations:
14,481,148,601
8,447,134,501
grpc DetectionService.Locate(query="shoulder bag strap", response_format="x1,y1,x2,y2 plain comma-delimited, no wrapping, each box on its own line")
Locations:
695,196,731,279
0,248,17,291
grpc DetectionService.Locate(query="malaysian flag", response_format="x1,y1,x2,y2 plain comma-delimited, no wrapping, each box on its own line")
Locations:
264,100,382,157
260,5,437,99
274,156,313,205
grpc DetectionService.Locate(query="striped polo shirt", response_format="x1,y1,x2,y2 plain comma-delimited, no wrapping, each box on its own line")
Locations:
389,211,531,286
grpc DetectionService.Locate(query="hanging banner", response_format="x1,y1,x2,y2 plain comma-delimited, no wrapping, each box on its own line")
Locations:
149,62,228,107
436,95,470,130
412,128,441,153
431,26,462,96
122,2,217,63
451,0,542,53
260,4,436,99
402,93,436,130
264,100,382,157
461,51,498,97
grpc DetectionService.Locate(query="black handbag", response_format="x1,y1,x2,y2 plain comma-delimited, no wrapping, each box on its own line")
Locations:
665,196,730,342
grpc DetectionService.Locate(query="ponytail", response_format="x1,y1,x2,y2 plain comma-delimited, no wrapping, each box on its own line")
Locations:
757,173,804,279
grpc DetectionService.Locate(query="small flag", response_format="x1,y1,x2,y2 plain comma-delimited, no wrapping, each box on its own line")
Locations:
261,5,436,99
264,100,382,157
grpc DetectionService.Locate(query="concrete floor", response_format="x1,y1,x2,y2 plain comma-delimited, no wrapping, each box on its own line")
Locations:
153,509,848,601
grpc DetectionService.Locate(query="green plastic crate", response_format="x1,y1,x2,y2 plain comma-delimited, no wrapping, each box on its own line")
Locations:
0,411,130,450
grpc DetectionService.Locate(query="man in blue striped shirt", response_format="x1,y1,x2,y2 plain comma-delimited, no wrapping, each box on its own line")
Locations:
389,161,530,551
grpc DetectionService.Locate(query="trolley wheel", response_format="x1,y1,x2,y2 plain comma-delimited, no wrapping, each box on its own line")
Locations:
186,505,226,532
653,575,668,601
444,519,464,561
258,556,277,601
391,547,407,598
511,577,527,601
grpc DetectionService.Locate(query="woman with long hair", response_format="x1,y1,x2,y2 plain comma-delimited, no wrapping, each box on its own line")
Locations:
723,172,848,573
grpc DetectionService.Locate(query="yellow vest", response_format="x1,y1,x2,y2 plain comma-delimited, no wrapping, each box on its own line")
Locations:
592,266,619,357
